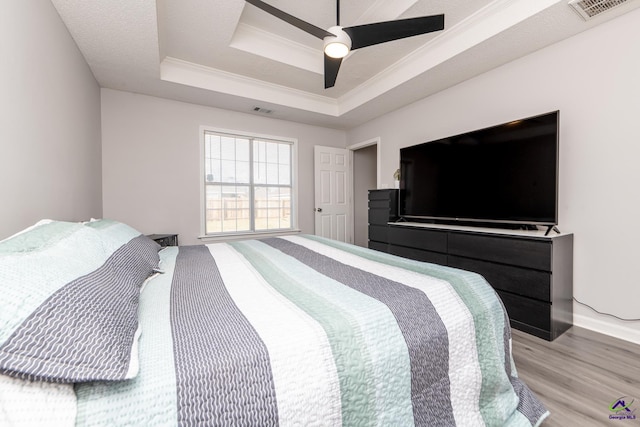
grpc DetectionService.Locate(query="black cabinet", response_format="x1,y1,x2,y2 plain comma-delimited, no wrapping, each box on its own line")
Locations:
445,229,573,340
366,189,573,341
367,189,398,252
147,233,179,247
384,223,573,340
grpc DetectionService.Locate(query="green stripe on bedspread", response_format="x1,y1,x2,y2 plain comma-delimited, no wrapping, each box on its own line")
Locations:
259,237,457,426
300,234,548,426
230,239,415,426
74,248,179,426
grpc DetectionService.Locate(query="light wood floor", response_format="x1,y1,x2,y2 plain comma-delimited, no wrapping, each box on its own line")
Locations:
511,326,640,426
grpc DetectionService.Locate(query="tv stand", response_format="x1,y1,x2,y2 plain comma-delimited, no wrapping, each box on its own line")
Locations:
368,190,573,341
544,225,561,236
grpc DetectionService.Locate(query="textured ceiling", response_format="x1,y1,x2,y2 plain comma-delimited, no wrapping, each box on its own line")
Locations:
50,0,640,129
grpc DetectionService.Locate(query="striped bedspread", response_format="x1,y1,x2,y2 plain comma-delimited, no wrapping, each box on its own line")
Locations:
75,235,548,426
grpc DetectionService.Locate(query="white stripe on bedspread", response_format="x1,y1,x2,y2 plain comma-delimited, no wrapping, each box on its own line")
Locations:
75,248,179,426
0,374,76,427
237,239,415,426
282,235,485,427
207,243,343,427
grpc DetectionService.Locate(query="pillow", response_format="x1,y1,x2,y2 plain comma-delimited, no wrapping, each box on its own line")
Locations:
0,220,149,383
0,219,54,244
84,219,161,276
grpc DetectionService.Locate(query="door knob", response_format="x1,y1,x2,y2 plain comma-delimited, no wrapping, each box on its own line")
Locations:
315,208,323,212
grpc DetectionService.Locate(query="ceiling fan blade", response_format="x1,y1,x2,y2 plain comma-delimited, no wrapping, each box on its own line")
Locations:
343,14,444,50
245,0,333,39
324,54,343,89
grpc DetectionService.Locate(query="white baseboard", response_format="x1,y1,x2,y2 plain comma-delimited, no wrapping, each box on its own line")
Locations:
573,313,640,346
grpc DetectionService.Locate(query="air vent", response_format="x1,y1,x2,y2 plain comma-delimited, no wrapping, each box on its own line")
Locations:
252,106,273,114
569,0,629,20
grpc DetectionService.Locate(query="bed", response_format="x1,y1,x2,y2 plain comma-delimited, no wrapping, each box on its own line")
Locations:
0,219,548,426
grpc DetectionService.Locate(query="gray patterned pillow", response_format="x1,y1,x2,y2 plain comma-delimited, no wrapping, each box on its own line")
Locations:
0,220,156,383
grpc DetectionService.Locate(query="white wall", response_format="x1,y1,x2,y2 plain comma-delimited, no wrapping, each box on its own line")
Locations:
0,0,102,239
347,9,640,344
101,89,347,245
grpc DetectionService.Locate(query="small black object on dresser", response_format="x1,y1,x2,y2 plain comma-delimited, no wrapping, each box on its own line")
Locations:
146,234,179,247
367,189,573,341
368,189,399,252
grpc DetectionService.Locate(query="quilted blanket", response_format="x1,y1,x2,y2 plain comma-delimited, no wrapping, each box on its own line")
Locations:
75,235,548,426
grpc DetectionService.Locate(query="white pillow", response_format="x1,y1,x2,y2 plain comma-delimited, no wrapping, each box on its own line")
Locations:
0,219,54,243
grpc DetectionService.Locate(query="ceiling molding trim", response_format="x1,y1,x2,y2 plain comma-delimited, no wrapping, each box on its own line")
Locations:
160,0,565,119
354,0,419,26
161,57,339,115
337,0,564,115
230,23,324,74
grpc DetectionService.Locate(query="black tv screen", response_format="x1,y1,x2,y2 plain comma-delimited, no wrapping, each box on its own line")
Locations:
399,111,559,226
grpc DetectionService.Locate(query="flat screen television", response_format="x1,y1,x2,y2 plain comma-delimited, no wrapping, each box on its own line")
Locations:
399,111,559,228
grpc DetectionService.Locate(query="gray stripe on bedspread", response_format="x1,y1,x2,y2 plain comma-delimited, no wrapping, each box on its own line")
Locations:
263,238,454,427
501,307,548,425
170,245,279,426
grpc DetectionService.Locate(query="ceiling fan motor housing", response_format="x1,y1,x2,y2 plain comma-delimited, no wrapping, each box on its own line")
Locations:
323,26,352,58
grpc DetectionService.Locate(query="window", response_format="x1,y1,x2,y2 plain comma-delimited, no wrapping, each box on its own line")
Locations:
202,129,296,236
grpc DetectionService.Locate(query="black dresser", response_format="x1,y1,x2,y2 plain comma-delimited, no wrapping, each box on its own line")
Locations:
367,189,573,341
367,189,399,252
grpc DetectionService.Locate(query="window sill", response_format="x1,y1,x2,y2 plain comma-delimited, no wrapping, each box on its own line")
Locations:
198,229,302,243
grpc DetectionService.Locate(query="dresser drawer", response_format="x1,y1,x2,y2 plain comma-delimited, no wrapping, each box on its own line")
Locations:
449,255,551,302
368,225,388,243
448,232,552,271
368,189,395,201
388,226,447,253
497,290,551,332
368,241,388,252
389,245,448,265
368,209,392,225
368,199,393,209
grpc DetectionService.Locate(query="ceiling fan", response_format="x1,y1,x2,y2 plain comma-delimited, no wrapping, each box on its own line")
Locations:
245,0,445,89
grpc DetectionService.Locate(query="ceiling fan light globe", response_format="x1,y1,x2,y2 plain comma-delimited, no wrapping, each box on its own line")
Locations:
323,26,351,59
324,42,349,58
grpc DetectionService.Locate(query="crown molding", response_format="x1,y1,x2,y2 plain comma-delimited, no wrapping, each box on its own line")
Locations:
355,0,419,26
160,57,339,115
230,23,323,74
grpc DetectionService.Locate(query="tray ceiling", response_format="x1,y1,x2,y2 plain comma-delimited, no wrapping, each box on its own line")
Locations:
50,0,640,129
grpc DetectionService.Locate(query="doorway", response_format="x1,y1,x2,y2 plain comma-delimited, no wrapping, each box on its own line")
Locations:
350,138,379,247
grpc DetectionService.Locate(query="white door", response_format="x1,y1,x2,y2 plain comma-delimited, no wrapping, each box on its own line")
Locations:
314,145,351,242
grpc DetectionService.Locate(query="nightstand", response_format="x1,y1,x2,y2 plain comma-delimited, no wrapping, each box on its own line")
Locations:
146,234,179,247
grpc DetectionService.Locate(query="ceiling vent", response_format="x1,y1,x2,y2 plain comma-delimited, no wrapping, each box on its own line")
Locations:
569,0,629,20
252,106,273,114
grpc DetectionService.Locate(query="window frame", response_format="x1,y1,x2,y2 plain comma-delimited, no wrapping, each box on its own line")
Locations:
199,126,299,241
